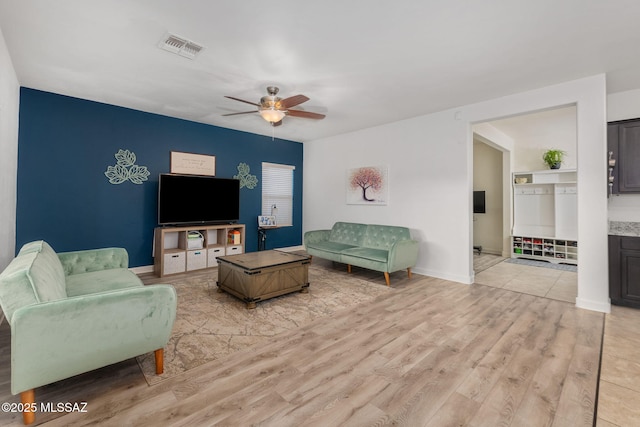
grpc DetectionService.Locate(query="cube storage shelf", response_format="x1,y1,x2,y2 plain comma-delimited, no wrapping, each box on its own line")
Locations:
512,236,577,265
154,224,245,277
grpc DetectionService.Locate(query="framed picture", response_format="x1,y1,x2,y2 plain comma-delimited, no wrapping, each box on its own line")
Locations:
170,151,216,176
346,165,388,205
258,215,277,227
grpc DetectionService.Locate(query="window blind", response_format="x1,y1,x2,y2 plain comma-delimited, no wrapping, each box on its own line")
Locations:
262,162,295,226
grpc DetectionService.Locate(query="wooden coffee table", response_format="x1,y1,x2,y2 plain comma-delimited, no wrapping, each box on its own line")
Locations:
216,250,311,309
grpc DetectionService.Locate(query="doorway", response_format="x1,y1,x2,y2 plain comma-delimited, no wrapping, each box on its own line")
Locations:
472,105,578,303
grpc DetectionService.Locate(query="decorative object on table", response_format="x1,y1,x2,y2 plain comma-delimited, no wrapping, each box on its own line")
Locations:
346,165,388,205
186,231,204,250
542,149,566,169
228,229,242,245
170,151,215,176
104,149,150,184
223,86,325,127
233,162,258,189
258,215,277,227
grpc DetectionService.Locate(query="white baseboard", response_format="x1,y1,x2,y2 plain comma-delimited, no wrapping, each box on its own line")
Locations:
130,265,154,275
576,297,611,313
412,267,473,285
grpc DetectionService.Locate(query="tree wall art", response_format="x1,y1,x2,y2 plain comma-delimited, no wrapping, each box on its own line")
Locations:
346,165,388,205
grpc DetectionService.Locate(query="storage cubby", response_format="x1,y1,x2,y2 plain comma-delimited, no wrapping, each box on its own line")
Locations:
512,169,577,264
512,236,578,265
154,224,245,277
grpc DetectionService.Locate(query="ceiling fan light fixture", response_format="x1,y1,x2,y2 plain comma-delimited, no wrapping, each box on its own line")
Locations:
224,86,323,126
259,108,286,123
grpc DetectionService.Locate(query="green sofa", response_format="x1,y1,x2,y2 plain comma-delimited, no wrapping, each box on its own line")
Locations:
0,241,177,425
304,222,419,285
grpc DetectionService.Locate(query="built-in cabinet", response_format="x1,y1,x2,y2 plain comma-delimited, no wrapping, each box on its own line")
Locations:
512,236,577,263
609,235,640,308
608,119,640,194
154,224,245,277
511,169,577,264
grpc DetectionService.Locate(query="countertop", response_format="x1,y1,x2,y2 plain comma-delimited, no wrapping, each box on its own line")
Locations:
609,221,640,237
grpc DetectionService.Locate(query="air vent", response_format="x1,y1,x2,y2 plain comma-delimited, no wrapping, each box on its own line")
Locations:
159,33,204,60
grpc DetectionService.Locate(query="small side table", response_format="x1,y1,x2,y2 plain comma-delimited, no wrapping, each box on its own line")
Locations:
258,226,278,251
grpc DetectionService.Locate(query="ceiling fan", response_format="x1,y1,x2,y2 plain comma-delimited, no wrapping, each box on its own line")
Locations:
223,86,325,126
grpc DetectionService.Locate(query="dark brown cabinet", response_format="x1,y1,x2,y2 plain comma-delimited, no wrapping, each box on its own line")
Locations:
609,235,640,308
608,119,640,194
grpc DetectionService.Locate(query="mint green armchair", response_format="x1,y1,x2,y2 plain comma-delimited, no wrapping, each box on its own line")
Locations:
0,241,177,424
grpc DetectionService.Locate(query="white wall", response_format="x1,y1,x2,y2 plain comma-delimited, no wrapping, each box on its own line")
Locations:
608,88,640,122
304,74,610,313
606,89,640,221
304,110,470,283
490,106,577,171
0,26,19,270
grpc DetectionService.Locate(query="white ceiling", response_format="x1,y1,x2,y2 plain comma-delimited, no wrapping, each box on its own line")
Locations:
1,0,640,142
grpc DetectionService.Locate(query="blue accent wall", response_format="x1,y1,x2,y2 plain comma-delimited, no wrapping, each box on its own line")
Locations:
16,88,303,267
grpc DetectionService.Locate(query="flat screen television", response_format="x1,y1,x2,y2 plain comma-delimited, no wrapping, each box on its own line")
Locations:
473,190,486,214
158,174,240,225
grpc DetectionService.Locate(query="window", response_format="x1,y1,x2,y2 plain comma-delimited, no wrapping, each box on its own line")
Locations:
262,162,295,226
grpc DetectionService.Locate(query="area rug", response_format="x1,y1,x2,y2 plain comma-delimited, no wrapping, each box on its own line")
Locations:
505,257,577,272
136,264,394,385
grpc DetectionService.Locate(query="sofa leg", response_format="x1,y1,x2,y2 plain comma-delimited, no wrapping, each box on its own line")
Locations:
347,264,352,273
407,268,412,279
21,389,35,425
155,349,164,375
384,272,390,286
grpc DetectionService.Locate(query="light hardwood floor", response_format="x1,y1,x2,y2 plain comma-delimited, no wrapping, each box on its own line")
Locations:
0,260,636,426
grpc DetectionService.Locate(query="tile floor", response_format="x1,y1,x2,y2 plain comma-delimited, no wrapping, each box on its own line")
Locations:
597,304,640,426
474,256,577,303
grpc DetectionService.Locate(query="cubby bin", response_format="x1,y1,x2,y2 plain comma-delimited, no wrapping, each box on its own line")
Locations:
226,245,243,256
207,247,224,266
163,251,186,275
187,249,207,271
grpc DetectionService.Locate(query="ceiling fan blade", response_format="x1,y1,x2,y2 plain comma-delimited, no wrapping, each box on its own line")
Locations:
280,94,309,109
222,110,258,116
224,96,261,107
286,109,326,120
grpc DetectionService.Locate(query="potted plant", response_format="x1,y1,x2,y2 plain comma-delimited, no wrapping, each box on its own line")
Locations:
542,149,566,169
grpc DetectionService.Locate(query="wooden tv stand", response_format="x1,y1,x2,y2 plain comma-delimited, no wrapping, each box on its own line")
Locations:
154,224,245,277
